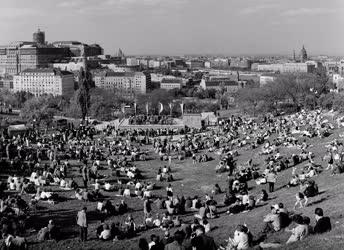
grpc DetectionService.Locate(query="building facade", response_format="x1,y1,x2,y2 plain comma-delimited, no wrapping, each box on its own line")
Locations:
13,68,75,97
160,78,182,90
259,75,276,86
186,60,204,69
257,63,314,73
52,41,103,57
230,58,252,70
94,71,146,94
126,58,139,66
200,79,241,93
0,76,13,90
0,42,68,75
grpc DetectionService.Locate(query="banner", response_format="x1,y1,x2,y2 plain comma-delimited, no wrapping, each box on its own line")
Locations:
180,102,184,115
158,102,164,115
134,102,137,115
169,102,173,116
145,102,149,115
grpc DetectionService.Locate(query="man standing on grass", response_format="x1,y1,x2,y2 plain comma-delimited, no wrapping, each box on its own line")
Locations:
81,161,89,188
266,169,277,193
77,207,88,242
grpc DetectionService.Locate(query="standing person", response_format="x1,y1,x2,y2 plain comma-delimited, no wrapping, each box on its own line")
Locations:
266,170,277,193
192,153,196,165
77,207,88,242
168,155,172,166
191,225,217,250
81,163,89,189
144,198,152,218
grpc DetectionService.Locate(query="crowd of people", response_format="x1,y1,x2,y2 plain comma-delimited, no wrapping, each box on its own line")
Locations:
129,115,174,126
0,109,340,249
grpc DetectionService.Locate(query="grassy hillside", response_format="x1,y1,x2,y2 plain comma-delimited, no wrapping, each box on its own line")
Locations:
7,126,344,250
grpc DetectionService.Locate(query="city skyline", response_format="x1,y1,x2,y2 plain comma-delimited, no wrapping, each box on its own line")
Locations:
2,0,344,56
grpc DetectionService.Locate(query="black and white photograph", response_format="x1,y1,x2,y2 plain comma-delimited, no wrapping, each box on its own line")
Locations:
0,0,342,249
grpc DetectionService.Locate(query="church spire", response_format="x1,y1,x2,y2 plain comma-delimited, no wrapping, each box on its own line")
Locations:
293,50,296,62
300,45,308,63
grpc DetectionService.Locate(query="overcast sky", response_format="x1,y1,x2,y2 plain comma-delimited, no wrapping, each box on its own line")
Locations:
1,0,343,56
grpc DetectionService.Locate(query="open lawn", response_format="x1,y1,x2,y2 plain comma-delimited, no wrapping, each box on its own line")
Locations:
5,126,344,249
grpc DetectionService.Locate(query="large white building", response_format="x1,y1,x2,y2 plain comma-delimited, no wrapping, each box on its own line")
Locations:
53,61,85,72
13,68,75,97
257,63,315,73
126,58,139,66
94,71,146,94
259,74,277,86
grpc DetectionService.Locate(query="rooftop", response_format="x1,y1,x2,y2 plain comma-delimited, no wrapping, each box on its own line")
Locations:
204,80,239,86
161,78,182,84
21,68,73,76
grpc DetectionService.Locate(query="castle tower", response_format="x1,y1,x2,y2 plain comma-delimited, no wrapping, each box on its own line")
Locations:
33,28,45,45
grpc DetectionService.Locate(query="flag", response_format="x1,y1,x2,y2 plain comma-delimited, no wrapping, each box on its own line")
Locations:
133,102,137,115
158,102,164,115
180,102,184,115
145,102,149,115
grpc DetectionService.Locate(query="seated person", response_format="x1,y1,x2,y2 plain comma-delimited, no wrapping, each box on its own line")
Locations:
225,224,250,250
285,215,308,244
145,214,154,228
212,184,222,195
200,219,211,233
313,207,331,234
161,212,173,229
37,227,49,242
153,214,162,228
223,192,236,206
117,200,128,214
191,196,201,210
96,219,106,237
227,199,245,215
9,180,16,191
260,205,281,235
172,216,181,227
256,189,268,204
47,220,60,241
60,178,66,188
99,224,111,240
287,175,299,187
75,189,83,200
194,205,206,220
104,182,113,191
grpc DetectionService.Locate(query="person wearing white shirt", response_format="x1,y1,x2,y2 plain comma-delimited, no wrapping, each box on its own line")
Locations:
99,224,111,240
60,179,66,188
104,182,112,191
9,180,16,190
200,219,211,233
94,180,101,191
